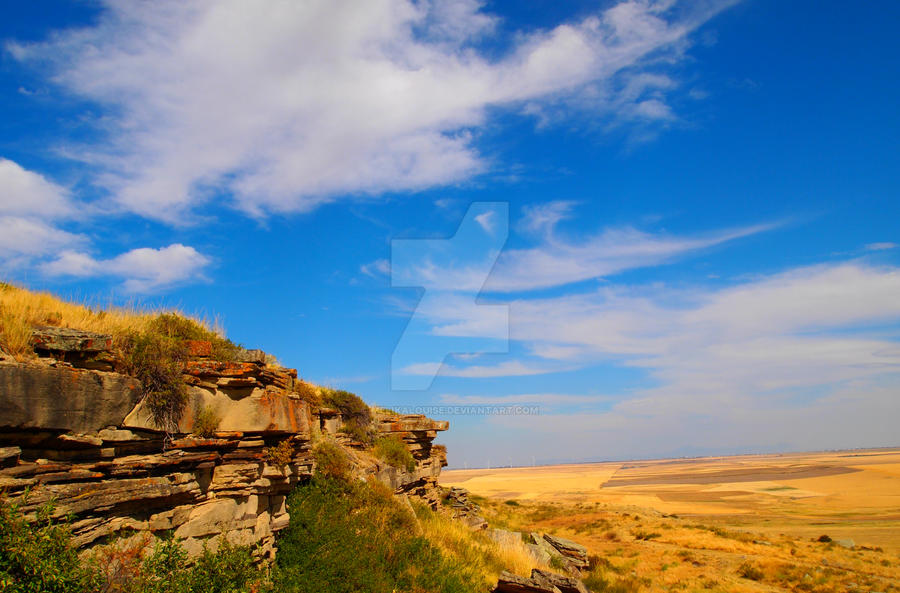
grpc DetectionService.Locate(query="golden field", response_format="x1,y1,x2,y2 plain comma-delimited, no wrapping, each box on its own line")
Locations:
442,449,900,592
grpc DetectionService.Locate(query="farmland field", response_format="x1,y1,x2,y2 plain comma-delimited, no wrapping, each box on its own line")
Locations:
442,449,900,592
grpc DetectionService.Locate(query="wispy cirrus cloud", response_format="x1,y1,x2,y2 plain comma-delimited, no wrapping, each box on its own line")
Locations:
10,0,737,222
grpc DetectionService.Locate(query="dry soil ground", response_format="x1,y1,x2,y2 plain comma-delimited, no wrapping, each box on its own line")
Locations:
442,448,900,592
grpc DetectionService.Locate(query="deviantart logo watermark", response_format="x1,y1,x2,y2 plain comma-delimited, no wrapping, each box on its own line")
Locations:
391,203,509,390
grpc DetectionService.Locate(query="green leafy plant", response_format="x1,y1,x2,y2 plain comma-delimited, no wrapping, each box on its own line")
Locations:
120,331,189,433
312,439,351,480
373,435,416,472
274,476,481,593
322,389,371,430
266,440,294,471
193,405,221,438
0,496,101,592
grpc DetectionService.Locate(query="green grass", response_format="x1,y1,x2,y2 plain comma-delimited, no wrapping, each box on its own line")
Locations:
373,435,416,472
274,476,484,593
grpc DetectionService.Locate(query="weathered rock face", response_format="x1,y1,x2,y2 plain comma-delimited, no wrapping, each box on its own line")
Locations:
493,569,589,593
0,346,448,562
0,361,142,433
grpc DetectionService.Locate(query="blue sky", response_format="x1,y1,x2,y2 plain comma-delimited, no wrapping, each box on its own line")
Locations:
1,0,898,467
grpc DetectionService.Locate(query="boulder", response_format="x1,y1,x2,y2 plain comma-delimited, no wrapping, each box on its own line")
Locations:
494,571,561,593
235,349,267,364
0,446,21,468
543,534,589,569
531,570,589,593
31,327,112,353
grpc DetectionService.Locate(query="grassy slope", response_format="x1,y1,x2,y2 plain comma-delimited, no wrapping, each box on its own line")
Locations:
0,282,222,358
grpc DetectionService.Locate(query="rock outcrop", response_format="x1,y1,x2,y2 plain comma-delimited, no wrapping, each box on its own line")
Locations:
494,569,589,593
0,331,448,562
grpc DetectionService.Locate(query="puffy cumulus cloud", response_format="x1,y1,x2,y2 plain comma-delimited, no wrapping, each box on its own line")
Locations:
0,216,85,258
11,0,736,222
0,159,209,293
0,159,87,267
0,158,74,218
42,244,211,293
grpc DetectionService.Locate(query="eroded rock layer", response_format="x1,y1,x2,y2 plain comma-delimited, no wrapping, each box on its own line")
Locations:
0,341,448,561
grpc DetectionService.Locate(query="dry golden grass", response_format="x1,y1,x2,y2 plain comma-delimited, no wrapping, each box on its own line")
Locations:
414,501,547,583
444,450,900,592
0,282,223,358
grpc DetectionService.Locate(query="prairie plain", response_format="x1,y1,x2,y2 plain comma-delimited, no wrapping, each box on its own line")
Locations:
442,448,900,592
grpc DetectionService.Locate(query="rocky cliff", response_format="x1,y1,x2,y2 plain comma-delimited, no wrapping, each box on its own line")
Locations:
0,329,447,561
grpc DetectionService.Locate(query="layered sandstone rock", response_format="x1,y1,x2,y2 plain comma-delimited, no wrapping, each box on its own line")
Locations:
0,334,448,561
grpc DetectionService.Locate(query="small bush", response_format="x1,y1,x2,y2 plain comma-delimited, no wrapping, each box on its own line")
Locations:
632,530,661,541
266,440,294,471
312,439,351,480
339,421,376,446
0,497,101,592
193,405,220,437
738,561,764,581
322,389,372,428
119,332,188,433
374,435,416,473
817,534,832,543
146,313,241,361
504,500,520,507
293,381,322,408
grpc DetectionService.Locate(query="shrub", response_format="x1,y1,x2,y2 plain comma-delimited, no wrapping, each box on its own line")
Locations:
322,389,371,429
120,331,188,433
738,561,764,581
146,313,241,362
274,476,481,593
0,497,101,592
817,534,832,543
266,440,294,471
504,500,520,507
193,405,221,438
374,435,416,472
632,530,661,541
293,381,322,408
339,422,376,446
312,439,351,480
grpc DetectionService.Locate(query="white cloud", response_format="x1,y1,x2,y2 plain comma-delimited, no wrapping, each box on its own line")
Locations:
402,359,564,378
865,242,897,251
440,392,614,405
0,158,73,218
11,0,736,222
0,160,86,266
485,222,773,292
0,216,85,258
432,262,900,462
43,243,210,292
